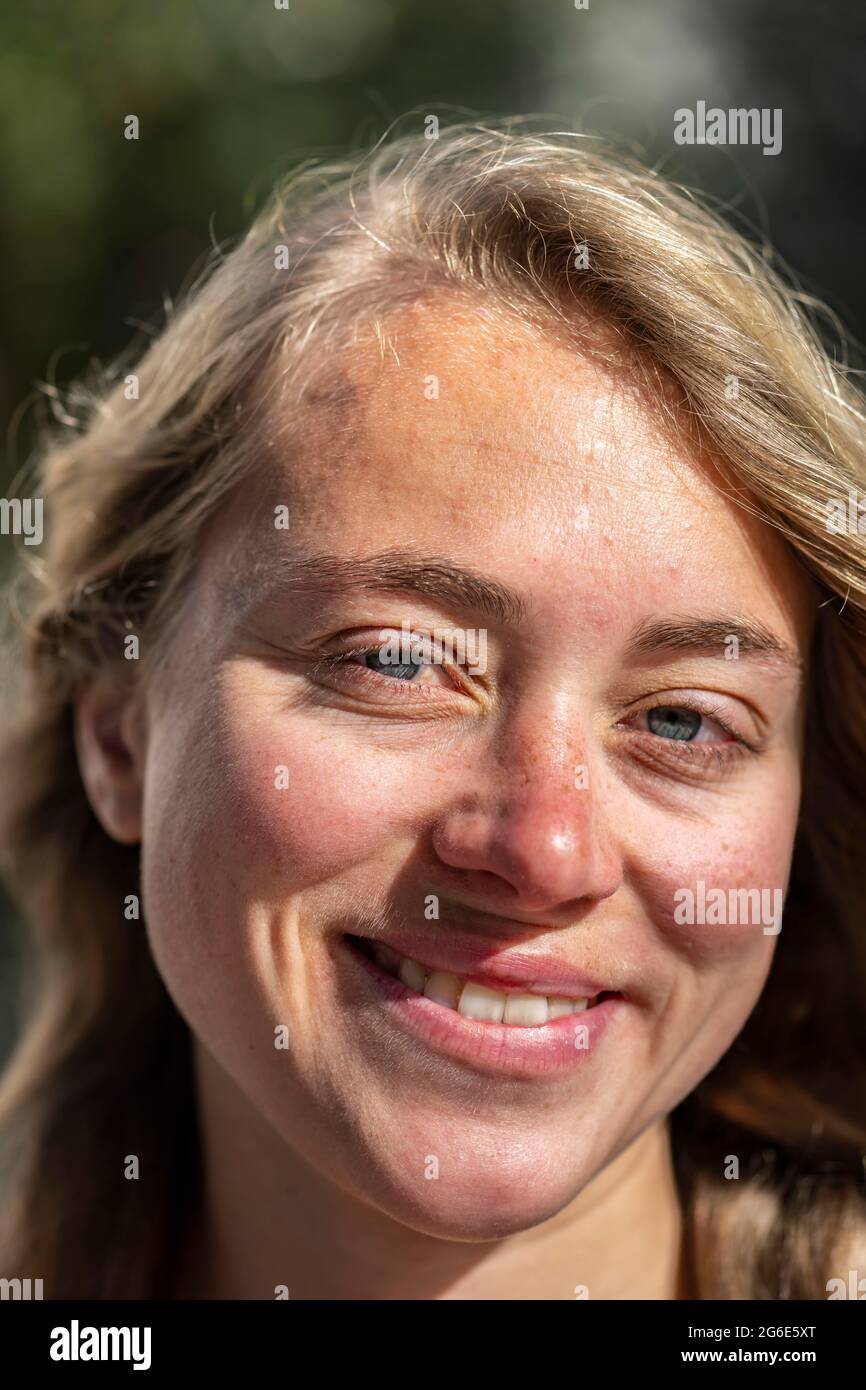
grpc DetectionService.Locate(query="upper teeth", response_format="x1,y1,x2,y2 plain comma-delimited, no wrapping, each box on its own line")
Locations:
368,941,594,1025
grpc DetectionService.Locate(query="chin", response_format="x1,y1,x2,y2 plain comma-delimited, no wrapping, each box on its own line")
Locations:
356,1135,596,1242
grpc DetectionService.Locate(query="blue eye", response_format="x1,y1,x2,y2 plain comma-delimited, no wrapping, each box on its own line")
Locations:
362,651,425,682
646,706,703,741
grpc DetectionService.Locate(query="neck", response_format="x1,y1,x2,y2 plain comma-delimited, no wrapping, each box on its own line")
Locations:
176,1043,683,1301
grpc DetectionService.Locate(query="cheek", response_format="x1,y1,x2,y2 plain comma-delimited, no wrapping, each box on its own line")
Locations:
215,715,426,890
625,758,801,971
609,782,801,1131
141,669,434,921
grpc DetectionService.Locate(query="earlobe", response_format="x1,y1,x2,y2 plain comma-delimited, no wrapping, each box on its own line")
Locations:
74,679,145,845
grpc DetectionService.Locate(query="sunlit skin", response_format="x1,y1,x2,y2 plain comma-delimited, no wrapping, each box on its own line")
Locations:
77,296,815,1299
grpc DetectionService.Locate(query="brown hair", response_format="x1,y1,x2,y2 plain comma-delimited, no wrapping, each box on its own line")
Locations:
1,120,865,1298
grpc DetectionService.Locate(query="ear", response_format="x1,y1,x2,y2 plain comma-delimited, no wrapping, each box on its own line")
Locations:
74,677,146,845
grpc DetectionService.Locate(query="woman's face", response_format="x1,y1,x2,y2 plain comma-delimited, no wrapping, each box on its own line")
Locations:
121,300,813,1238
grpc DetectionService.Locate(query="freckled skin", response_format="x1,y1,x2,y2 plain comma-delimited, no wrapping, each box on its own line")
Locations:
137,297,813,1261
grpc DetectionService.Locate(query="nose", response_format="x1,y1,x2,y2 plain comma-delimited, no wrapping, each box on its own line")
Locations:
431,705,622,916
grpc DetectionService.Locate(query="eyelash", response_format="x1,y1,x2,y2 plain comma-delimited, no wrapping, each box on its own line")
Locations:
308,645,463,701
625,695,751,767
309,644,753,764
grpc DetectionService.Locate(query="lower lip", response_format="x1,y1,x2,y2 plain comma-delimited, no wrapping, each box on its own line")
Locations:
340,935,626,1079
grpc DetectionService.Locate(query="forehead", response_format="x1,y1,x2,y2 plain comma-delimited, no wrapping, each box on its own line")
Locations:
278,297,659,533
201,295,814,651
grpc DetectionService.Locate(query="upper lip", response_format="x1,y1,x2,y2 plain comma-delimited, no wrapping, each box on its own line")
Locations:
346,927,618,1000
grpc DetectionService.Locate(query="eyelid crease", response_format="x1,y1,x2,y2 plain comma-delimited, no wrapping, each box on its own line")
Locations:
311,641,436,673
619,694,760,754
618,686,766,742
308,644,470,697
615,666,776,727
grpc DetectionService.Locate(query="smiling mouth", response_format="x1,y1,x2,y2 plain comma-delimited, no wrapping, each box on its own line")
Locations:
345,934,618,1026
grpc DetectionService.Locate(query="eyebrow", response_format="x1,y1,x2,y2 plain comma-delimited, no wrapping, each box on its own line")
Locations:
241,549,528,627
625,616,805,673
240,549,804,671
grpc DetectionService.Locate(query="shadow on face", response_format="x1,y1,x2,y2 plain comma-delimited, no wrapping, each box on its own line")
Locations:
114,295,815,1239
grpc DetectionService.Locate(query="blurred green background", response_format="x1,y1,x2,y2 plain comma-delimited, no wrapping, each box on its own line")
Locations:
1,0,865,1060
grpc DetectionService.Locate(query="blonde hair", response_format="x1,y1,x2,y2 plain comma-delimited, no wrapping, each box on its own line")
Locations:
1,119,865,1298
